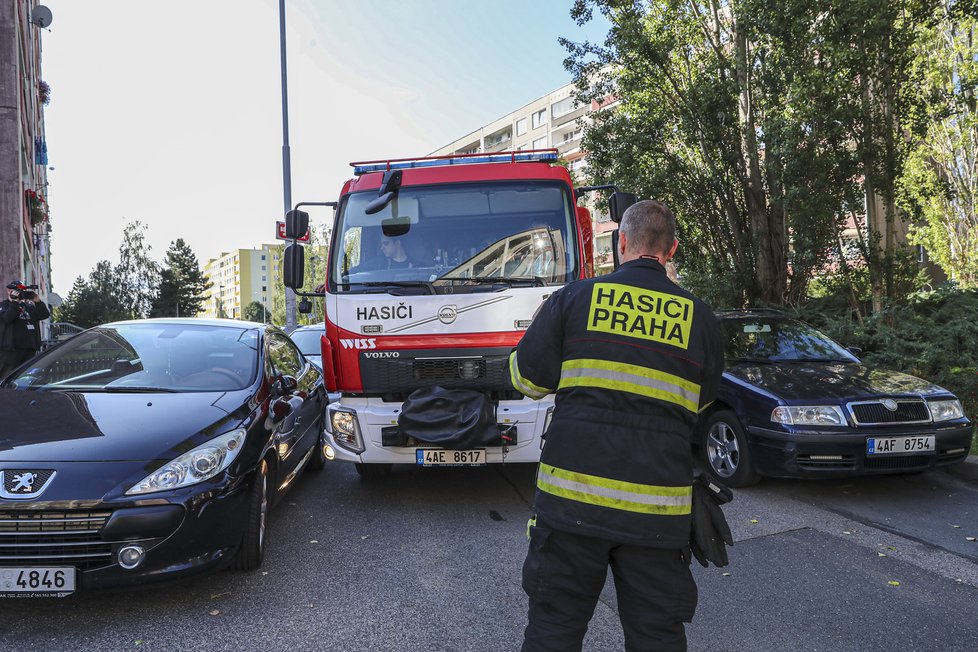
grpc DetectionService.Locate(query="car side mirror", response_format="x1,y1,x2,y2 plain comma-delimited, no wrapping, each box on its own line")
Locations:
271,374,298,398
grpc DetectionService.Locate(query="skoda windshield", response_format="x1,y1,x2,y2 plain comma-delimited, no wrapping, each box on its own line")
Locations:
329,181,578,294
722,317,859,364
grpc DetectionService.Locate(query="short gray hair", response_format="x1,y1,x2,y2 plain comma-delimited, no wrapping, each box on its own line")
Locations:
619,200,676,256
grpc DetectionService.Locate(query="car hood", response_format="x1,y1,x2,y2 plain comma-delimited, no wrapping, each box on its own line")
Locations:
0,389,244,463
724,362,949,403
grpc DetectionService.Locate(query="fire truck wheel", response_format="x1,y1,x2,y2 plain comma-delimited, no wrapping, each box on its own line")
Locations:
355,463,391,479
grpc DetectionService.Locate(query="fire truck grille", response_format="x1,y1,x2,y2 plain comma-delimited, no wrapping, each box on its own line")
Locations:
359,347,513,394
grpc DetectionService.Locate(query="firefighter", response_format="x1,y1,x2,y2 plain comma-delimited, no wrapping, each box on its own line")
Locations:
510,200,725,652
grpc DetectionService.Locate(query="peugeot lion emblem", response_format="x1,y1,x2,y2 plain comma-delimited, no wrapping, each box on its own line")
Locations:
0,469,56,499
882,399,898,411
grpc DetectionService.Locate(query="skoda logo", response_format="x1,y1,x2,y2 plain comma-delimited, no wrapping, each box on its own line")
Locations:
437,305,458,325
882,399,898,411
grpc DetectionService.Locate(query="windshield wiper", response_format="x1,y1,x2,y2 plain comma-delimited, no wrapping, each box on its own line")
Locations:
782,358,854,364
340,280,435,295
728,357,775,364
100,386,180,393
437,276,547,287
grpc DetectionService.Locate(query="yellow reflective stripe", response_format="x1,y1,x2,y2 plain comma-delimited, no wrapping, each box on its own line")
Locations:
557,358,700,413
536,464,692,515
509,351,552,399
525,516,536,539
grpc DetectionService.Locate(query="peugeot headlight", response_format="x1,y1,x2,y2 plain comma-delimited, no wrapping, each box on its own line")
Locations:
126,429,246,495
771,405,847,426
329,407,364,454
928,399,964,422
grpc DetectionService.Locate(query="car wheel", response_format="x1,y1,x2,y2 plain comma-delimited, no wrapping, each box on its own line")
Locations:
308,430,327,472
355,463,391,479
700,410,760,488
234,459,270,571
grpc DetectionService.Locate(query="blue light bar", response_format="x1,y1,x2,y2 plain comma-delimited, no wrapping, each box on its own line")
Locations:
352,151,559,176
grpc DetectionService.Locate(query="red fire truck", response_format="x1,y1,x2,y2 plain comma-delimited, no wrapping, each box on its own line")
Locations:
283,150,633,477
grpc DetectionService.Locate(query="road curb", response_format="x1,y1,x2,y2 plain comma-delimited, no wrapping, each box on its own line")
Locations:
947,454,978,483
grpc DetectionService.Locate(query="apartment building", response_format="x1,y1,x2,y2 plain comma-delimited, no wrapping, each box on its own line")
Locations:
429,80,620,274
200,244,283,320
0,1,53,301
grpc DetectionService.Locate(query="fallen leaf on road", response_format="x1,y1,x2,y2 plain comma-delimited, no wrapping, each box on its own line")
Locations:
287,502,297,506
209,609,220,616
877,552,887,557
722,572,731,577
135,642,144,647
952,525,961,528
261,571,269,576
361,535,372,540
843,531,852,535
749,519,758,524
210,591,230,600
310,540,319,544
887,581,900,587
886,546,897,551
967,537,977,542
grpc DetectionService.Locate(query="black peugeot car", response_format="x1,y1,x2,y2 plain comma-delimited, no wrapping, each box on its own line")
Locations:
697,311,973,487
0,319,326,597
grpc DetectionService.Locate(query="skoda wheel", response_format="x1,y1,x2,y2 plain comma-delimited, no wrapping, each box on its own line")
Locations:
235,459,269,570
700,410,760,488
308,430,327,472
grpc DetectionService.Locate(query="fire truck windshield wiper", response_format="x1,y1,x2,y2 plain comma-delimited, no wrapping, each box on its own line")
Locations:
342,280,436,295
437,276,547,288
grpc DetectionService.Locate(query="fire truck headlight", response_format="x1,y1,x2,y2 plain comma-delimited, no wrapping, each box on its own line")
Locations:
329,407,364,454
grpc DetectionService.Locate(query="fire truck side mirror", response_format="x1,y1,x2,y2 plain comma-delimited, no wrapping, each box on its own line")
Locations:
609,192,639,223
285,209,309,238
365,170,403,215
297,298,312,314
283,244,304,289
611,230,621,269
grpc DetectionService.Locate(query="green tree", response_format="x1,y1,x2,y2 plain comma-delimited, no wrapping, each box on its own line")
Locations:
150,239,212,317
53,262,129,328
116,220,159,318
903,1,978,286
564,0,939,309
242,300,270,323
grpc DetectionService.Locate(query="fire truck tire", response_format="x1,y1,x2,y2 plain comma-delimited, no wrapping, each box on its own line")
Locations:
355,463,391,479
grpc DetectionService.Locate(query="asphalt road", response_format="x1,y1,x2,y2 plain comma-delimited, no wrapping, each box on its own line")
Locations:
2,462,978,652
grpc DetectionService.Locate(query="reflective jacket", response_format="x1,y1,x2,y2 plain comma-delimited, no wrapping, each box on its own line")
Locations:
510,258,723,548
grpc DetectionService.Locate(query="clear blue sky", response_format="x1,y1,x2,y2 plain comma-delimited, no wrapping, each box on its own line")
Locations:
40,0,610,295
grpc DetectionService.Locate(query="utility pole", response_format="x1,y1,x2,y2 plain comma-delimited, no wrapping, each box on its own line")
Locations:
279,0,296,331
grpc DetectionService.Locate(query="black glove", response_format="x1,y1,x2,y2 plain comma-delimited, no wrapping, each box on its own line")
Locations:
689,475,734,568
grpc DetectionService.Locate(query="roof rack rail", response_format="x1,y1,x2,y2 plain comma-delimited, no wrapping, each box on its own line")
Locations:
350,149,559,175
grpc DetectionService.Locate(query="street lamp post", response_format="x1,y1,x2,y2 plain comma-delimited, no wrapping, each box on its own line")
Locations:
279,0,297,332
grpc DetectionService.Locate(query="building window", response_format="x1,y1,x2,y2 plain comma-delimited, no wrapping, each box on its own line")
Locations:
516,118,527,136
531,109,546,129
532,136,547,150
261,254,266,260
262,275,266,281
552,96,576,119
261,265,266,271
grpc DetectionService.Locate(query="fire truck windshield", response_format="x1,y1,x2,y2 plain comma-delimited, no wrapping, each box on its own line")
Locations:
329,181,578,294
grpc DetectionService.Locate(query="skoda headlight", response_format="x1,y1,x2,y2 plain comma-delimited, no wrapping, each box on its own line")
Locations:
771,405,847,426
126,429,246,495
928,399,964,422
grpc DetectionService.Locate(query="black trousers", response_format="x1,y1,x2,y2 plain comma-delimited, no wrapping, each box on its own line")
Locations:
0,349,36,380
521,519,697,652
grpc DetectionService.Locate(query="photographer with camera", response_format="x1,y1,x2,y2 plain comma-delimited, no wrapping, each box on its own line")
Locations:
0,280,51,378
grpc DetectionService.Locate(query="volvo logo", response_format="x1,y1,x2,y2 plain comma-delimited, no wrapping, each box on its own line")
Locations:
363,351,399,359
882,399,898,411
1,469,56,499
437,305,458,325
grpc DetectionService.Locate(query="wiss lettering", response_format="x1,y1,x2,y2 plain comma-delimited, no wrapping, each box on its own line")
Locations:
356,303,413,321
339,338,377,350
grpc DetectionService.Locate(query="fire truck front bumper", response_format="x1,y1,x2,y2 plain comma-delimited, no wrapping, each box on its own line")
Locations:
322,397,550,466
